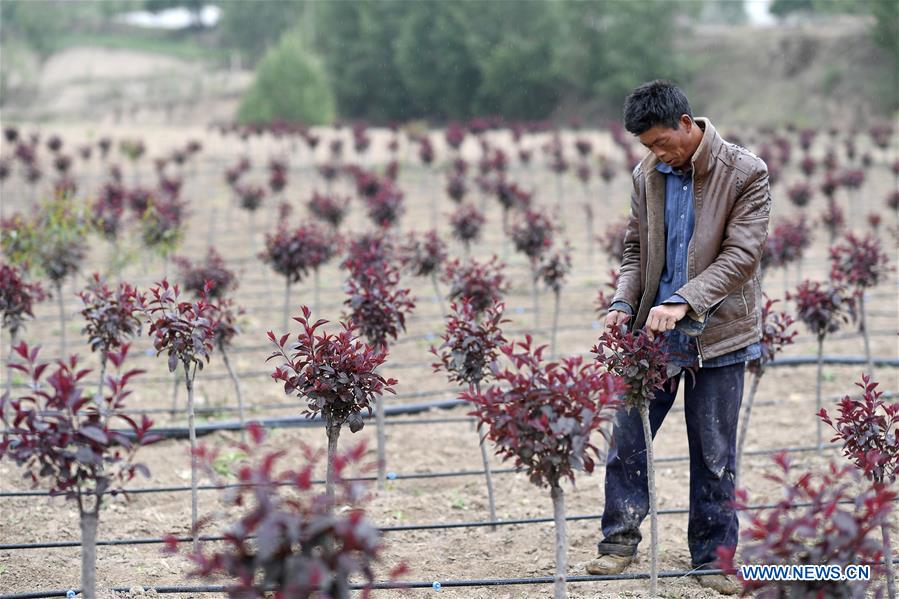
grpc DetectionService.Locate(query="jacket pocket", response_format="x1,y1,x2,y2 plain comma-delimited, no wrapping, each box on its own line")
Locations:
712,290,749,325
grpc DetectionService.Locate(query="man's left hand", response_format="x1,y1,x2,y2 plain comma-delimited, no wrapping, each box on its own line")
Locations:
645,303,690,336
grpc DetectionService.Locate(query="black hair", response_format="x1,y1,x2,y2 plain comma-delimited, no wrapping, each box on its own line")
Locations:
623,80,693,135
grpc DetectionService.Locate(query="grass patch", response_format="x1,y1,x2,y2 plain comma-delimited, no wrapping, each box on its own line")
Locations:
55,29,221,64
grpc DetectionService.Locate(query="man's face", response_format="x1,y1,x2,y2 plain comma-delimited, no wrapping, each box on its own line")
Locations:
637,115,695,169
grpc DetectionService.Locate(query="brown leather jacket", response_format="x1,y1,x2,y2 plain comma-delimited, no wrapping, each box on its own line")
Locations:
611,117,772,365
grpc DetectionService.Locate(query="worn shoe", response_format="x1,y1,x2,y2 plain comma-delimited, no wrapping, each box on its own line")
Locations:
585,552,635,575
586,541,638,575
696,571,742,595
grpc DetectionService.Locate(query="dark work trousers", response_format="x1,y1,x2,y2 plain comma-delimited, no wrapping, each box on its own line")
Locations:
597,361,745,568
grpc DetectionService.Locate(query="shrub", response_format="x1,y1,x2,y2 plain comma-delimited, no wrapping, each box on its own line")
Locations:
237,31,335,126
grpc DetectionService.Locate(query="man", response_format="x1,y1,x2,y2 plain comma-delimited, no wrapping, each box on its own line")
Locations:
585,80,770,595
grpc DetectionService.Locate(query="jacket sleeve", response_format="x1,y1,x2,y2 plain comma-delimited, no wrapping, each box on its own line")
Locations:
611,167,643,311
675,162,771,318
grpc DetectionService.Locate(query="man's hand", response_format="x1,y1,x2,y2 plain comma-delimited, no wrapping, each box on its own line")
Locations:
604,309,631,331
644,303,690,337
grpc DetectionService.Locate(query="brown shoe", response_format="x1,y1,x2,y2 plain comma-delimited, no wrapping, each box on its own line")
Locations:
585,552,635,575
696,572,742,595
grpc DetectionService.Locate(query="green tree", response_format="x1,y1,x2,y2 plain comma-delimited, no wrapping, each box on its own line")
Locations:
236,29,335,125
475,34,563,120
589,1,693,111
394,1,481,119
870,0,898,111
315,0,411,122
0,0,67,59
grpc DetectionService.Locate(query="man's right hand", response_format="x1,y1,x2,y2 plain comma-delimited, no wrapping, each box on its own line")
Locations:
603,309,631,330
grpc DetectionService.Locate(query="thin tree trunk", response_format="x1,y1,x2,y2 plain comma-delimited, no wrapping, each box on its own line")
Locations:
883,518,896,599
283,279,291,333
551,289,561,358
326,420,341,505
783,267,789,299
551,482,567,599
5,329,16,402
170,371,179,420
94,351,107,408
430,272,446,317
555,174,563,215
532,271,540,331
473,381,497,530
735,370,763,489
314,268,321,317
376,396,386,490
55,280,66,358
80,509,98,599
373,360,387,490
860,292,875,377
184,361,199,551
816,334,825,455
502,208,510,261
220,346,245,442
639,400,659,597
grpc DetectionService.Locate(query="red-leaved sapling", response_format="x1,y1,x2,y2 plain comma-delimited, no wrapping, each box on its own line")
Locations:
267,305,397,501
442,255,509,318
820,374,899,598
787,280,856,453
342,258,415,489
33,197,89,357
735,295,796,487
78,274,144,405
400,229,449,317
164,423,407,599
1,342,159,599
717,452,895,598
466,335,623,599
829,232,893,377
431,299,509,528
508,208,555,329
0,263,45,398
175,248,246,434
536,242,572,357
260,223,340,330
592,322,682,596
140,279,217,549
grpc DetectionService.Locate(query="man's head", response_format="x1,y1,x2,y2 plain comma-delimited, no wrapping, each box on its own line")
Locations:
623,80,702,170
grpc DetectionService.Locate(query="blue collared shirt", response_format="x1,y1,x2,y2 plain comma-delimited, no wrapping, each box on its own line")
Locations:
611,161,760,369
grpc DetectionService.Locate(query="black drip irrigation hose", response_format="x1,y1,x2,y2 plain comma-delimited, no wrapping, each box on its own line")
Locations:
0,442,842,499
106,387,899,419
0,569,733,599
0,490,882,552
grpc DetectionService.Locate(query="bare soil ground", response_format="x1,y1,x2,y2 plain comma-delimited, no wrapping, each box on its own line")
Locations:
0,124,896,598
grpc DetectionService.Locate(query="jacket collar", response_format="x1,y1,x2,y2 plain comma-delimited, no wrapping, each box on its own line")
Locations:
641,116,722,181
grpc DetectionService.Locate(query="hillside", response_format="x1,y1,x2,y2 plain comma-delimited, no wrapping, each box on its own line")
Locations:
1,16,893,127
